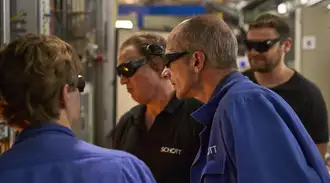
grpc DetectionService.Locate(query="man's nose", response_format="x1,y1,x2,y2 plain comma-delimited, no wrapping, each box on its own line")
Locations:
248,49,260,56
161,67,171,78
119,75,128,85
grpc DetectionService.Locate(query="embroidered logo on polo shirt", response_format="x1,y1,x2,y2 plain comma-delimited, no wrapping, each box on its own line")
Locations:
207,145,217,156
160,146,182,155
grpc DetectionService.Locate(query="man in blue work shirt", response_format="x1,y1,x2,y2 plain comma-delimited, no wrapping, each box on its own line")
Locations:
0,34,156,183
162,14,330,183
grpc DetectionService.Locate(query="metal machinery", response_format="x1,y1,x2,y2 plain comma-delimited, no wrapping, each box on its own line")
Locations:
51,0,117,147
51,0,98,144
0,0,117,154
0,0,17,154
0,0,62,153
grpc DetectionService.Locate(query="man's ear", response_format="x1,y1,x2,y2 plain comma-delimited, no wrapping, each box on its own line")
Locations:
191,51,206,73
60,84,70,108
282,39,292,53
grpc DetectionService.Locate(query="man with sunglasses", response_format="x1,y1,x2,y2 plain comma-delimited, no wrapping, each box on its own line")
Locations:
0,34,156,183
163,14,330,183
108,33,203,183
243,13,329,158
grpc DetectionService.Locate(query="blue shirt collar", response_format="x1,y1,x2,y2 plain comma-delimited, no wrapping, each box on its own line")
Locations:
15,123,75,144
191,71,243,125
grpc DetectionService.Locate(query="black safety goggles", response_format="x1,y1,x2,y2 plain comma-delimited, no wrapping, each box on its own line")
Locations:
77,75,85,92
116,44,164,78
69,75,85,92
143,44,164,56
163,50,193,67
116,59,147,78
244,38,280,53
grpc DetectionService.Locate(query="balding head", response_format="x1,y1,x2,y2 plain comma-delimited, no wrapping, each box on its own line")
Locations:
168,14,238,69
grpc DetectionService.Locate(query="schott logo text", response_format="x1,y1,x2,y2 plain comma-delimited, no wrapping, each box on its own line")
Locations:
160,147,182,155
207,145,217,156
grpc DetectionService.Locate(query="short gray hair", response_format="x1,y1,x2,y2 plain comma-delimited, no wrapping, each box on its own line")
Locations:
176,14,238,69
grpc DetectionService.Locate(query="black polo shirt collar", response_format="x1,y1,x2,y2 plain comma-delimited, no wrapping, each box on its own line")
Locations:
111,92,204,183
131,92,182,124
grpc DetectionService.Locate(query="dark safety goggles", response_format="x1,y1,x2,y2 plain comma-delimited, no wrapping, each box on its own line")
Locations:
163,50,193,67
143,44,164,56
77,75,85,92
116,44,164,78
116,59,147,78
69,75,85,92
244,38,280,53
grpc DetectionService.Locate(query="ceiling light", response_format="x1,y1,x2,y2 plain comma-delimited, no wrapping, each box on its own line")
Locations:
277,3,287,14
115,20,133,29
306,0,323,6
300,0,309,5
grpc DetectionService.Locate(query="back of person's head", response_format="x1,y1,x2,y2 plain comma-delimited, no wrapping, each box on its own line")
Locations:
120,32,167,73
174,14,238,69
0,34,82,129
249,13,291,41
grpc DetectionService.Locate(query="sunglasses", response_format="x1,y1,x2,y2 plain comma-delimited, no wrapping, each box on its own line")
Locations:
144,44,164,56
116,59,147,78
163,50,193,67
116,44,164,78
69,75,85,92
244,38,280,53
77,75,85,92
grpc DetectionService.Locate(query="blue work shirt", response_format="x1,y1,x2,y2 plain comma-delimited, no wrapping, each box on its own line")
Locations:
0,123,156,183
191,71,330,183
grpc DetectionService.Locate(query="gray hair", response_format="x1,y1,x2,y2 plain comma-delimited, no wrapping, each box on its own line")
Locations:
176,14,238,69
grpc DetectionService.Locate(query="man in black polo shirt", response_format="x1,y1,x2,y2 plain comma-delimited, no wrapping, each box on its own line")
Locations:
107,32,203,183
243,13,329,158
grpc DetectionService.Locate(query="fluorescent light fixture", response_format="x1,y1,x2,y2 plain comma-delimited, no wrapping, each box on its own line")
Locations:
115,20,133,29
305,0,323,6
121,0,137,4
277,3,288,14
300,0,309,5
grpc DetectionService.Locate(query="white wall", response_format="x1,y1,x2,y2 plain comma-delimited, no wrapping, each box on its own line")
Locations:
299,6,330,125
